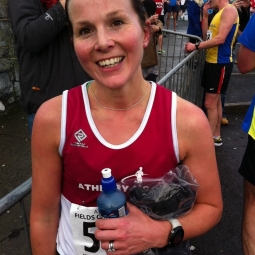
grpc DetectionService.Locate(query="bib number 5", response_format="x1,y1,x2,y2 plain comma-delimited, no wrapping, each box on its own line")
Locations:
83,222,100,253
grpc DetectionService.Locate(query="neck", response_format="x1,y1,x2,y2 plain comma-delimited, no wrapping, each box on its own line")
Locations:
218,0,229,10
89,81,151,112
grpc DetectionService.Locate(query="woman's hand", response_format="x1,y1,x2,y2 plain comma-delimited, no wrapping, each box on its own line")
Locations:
95,202,170,255
149,14,159,24
151,24,160,34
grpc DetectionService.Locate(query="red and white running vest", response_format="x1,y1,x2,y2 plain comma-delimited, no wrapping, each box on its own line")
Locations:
56,81,179,254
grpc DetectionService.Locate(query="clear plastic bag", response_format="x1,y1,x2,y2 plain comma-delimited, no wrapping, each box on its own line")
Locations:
118,165,199,255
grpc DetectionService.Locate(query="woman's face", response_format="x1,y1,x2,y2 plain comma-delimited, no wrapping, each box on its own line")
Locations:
68,0,149,89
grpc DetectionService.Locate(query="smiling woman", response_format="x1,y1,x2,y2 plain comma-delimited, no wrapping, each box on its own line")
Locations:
29,0,223,254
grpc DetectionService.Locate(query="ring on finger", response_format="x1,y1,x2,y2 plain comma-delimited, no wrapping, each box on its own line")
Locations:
108,240,115,252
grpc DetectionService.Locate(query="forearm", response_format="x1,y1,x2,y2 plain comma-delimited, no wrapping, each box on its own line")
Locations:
178,203,222,240
30,220,59,255
147,202,222,247
199,35,225,49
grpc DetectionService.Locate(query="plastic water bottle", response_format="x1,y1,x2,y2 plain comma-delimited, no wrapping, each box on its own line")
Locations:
97,168,128,218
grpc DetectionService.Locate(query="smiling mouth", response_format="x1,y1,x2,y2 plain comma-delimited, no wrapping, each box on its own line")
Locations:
97,57,124,68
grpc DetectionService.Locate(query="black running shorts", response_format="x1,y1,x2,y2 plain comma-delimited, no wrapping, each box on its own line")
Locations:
239,135,255,186
167,5,177,13
201,62,233,94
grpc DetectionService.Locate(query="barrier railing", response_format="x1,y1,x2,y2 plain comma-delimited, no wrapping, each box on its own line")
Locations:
158,30,205,106
0,177,32,254
0,30,205,255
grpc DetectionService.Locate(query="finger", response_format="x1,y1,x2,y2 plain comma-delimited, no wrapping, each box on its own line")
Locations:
102,240,132,255
101,240,117,252
95,228,118,243
96,217,120,230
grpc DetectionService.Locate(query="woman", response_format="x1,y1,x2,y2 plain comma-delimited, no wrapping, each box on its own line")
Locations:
30,0,223,254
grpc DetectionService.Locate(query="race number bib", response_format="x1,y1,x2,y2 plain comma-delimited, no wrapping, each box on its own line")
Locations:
70,203,106,255
206,30,212,41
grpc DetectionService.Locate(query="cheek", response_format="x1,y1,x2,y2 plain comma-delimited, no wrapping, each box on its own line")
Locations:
124,32,145,59
74,41,91,67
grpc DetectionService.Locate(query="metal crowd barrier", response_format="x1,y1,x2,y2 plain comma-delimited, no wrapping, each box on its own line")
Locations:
0,30,205,255
158,29,205,106
0,177,32,254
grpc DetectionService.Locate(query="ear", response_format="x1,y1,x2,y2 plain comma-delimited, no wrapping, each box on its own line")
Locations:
143,20,150,48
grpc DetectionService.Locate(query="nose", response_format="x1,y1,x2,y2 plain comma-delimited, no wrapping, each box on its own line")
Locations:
94,28,115,51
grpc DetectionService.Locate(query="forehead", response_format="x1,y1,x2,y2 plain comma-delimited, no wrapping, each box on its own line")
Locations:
68,0,135,21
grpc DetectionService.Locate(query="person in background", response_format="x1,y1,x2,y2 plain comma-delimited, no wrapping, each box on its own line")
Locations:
187,0,203,43
154,0,166,54
29,0,222,254
185,0,239,146
232,0,251,64
176,0,181,20
179,0,188,19
217,0,246,126
250,0,255,14
155,0,166,25
237,14,255,255
166,0,178,31
142,0,163,81
8,0,91,134
207,8,230,126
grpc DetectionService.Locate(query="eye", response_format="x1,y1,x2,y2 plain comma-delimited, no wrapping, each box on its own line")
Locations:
79,27,93,36
111,19,124,27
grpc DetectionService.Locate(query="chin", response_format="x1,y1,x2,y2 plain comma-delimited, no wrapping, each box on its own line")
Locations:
97,76,129,88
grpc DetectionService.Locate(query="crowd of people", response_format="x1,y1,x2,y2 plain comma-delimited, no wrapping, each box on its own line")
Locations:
7,0,255,254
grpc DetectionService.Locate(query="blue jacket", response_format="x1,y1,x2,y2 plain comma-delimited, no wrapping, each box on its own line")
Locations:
187,0,202,37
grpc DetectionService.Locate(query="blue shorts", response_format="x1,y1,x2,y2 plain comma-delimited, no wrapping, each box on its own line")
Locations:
167,5,177,13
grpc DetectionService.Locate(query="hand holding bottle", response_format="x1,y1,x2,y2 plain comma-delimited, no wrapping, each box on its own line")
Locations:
94,202,171,255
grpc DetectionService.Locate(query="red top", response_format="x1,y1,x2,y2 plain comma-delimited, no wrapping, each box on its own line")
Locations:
60,83,179,206
154,0,164,15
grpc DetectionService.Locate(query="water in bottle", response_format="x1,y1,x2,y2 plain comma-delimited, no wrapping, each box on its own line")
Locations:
97,168,128,218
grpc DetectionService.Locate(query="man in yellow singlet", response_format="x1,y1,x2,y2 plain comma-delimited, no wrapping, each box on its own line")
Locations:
185,0,239,146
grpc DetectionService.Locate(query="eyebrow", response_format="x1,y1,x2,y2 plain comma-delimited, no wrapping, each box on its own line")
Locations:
74,10,127,26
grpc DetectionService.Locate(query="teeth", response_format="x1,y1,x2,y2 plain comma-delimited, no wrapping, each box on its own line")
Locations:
98,57,123,67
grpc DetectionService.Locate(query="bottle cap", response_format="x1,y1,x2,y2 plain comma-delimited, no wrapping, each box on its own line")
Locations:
102,168,112,178
101,168,116,192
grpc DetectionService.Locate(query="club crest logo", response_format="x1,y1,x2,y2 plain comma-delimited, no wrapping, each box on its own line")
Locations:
71,129,88,148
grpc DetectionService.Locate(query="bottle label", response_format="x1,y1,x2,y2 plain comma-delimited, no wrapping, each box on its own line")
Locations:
99,204,128,218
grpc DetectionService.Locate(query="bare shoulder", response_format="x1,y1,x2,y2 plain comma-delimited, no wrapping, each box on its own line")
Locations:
33,95,62,144
222,4,238,19
35,95,62,123
176,96,210,134
176,96,214,161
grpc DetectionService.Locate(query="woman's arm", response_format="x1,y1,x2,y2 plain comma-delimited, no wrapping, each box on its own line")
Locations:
176,96,223,239
30,96,63,255
94,96,223,254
